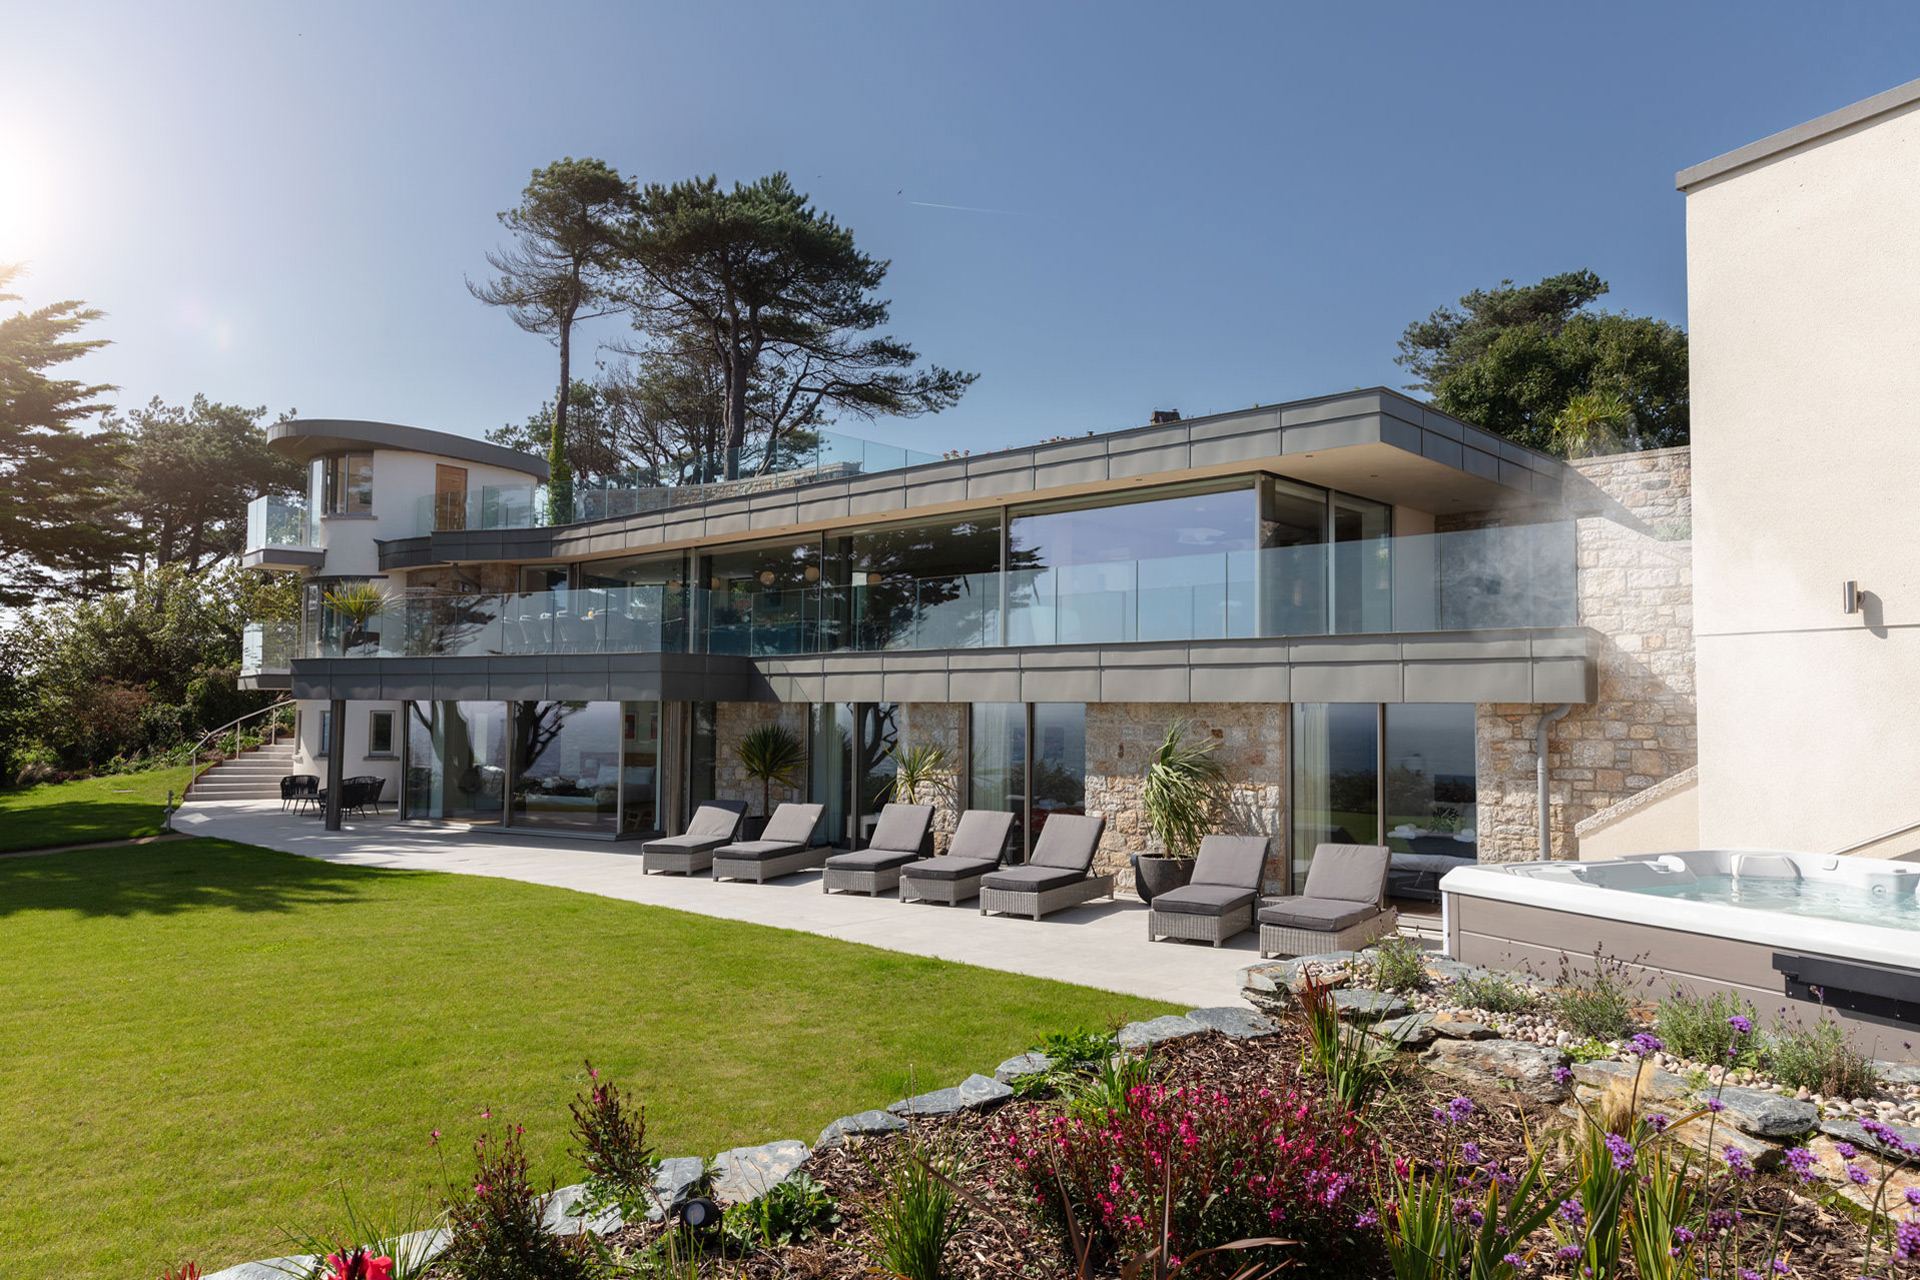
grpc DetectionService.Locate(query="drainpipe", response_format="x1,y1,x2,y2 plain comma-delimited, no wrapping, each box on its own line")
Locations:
1536,703,1572,860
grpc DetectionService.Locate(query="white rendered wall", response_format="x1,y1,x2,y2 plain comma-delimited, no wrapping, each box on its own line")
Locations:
291,699,404,799
1684,100,1920,854
313,450,540,580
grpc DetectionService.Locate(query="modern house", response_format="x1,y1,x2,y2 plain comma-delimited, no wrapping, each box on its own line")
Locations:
237,390,1698,894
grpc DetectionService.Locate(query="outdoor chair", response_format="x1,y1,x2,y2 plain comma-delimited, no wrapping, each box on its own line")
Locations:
978,813,1113,920
640,800,748,875
711,803,827,883
1257,843,1399,958
1146,834,1270,947
281,774,319,813
313,777,373,820
897,809,1017,906
820,803,935,896
344,776,387,816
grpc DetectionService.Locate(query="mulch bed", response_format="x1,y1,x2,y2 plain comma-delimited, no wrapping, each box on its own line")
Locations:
586,1025,1897,1278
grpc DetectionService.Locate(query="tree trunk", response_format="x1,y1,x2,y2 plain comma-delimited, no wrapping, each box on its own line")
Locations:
550,307,575,523
723,351,750,481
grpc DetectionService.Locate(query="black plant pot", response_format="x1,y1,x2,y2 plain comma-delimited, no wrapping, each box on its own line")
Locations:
741,814,770,841
1130,853,1194,905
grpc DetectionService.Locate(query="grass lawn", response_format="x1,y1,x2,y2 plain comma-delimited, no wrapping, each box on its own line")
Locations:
0,765,192,853
1,838,1181,1278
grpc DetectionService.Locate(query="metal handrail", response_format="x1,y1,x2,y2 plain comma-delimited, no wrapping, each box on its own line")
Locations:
1829,818,1920,857
184,697,296,796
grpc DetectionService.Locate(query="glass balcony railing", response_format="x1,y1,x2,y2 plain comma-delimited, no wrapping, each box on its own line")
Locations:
412,429,942,536
299,523,1578,661
241,621,296,673
245,495,315,552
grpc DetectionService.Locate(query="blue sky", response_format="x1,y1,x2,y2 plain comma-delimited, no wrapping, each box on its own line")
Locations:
4,2,1917,457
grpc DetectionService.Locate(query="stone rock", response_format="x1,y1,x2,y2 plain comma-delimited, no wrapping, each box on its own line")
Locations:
1184,1005,1278,1040
1667,1115,1783,1173
1571,1059,1689,1101
1117,1015,1208,1051
1423,957,1478,983
390,1229,451,1270
711,1139,810,1205
888,1073,1013,1117
1712,1087,1820,1139
647,1157,707,1222
204,1260,318,1280
1371,1012,1438,1049
543,1183,623,1236
1332,989,1410,1022
1422,1039,1572,1102
1431,1012,1498,1041
1807,1135,1920,1211
1872,1061,1920,1086
995,1051,1056,1082
1820,1116,1920,1159
818,1108,910,1148
1239,962,1290,994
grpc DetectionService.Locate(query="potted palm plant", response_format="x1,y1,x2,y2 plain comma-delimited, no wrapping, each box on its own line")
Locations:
735,723,805,839
1133,718,1230,904
884,743,955,806
323,582,396,657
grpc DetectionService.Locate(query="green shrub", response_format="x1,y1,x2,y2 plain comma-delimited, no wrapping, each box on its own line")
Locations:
1033,1026,1114,1069
1450,970,1534,1016
1548,951,1639,1043
1060,1050,1155,1122
722,1172,839,1253
1652,988,1760,1066
862,1132,968,1280
1765,1015,1881,1097
1365,934,1430,992
567,1061,656,1219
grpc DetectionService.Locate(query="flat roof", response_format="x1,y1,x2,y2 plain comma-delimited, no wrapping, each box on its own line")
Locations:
1676,75,1920,191
267,418,550,480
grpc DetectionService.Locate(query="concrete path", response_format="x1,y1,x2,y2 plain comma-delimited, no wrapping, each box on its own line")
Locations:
174,801,1260,1009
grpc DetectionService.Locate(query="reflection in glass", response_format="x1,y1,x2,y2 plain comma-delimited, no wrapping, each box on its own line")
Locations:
403,700,510,823
510,701,620,834
621,700,663,836
828,515,1000,651
856,702,900,839
1029,703,1087,850
969,703,1026,863
1261,478,1329,635
705,538,823,656
1383,702,1477,863
688,702,718,809
1332,494,1392,634
810,702,854,847
1290,703,1379,889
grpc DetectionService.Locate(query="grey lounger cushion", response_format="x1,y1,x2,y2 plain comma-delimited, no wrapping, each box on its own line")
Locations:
866,803,934,855
903,854,999,881
721,840,815,861
643,833,732,854
946,809,1017,863
1190,834,1270,892
644,801,747,854
1149,883,1258,916
1257,898,1376,931
760,803,826,847
1027,813,1107,873
1301,843,1392,905
823,847,924,872
979,864,1087,893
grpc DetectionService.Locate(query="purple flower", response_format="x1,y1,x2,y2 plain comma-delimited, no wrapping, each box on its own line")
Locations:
1558,1199,1587,1227
1895,1218,1920,1262
1649,1114,1670,1132
1553,1065,1573,1085
1673,1228,1695,1244
1556,1245,1582,1261
1706,1098,1726,1113
1462,1141,1484,1165
1771,1262,1790,1276
1833,1140,1858,1160
1724,1147,1753,1180
1846,1164,1871,1186
1353,1210,1380,1229
1628,1032,1665,1057
1502,1254,1525,1268
1783,1146,1818,1182
1905,1187,1920,1208
1727,1014,1753,1035
1605,1133,1635,1172
1738,1269,1762,1280
1860,1117,1920,1156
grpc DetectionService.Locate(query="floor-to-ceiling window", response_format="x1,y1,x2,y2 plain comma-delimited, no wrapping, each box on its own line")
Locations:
967,702,1086,862
1290,703,1379,889
856,702,900,839
826,515,1001,650
581,555,692,654
688,702,718,810
703,538,823,656
510,701,620,834
403,700,509,823
1260,478,1331,636
1331,494,1393,634
620,700,664,836
809,702,900,847
1291,701,1478,894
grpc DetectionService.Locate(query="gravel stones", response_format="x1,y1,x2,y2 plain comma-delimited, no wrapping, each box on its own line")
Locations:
1117,1015,1209,1051
1422,1039,1573,1102
711,1139,811,1204
887,1073,1013,1117
1183,1006,1279,1040
817,1109,909,1148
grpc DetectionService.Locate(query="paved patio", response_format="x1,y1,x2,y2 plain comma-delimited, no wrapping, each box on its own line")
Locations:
174,801,1265,1008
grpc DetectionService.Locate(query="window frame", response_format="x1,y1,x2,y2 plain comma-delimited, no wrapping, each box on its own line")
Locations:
367,708,396,759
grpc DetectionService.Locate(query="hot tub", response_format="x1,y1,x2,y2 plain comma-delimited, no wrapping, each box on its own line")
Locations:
1440,850,1920,1061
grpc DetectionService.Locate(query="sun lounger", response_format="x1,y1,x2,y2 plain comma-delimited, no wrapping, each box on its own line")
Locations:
978,813,1112,920
897,810,1017,906
1257,843,1399,958
640,800,748,875
711,803,828,883
820,803,935,896
1146,834,1269,946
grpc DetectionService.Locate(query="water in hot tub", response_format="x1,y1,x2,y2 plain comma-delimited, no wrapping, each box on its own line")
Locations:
1631,873,1919,930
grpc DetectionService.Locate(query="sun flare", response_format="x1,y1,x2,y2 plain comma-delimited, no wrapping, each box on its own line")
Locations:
0,129,56,261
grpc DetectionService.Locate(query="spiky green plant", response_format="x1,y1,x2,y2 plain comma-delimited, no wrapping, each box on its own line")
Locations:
736,723,805,817
1139,719,1229,862
887,743,955,806
322,583,397,656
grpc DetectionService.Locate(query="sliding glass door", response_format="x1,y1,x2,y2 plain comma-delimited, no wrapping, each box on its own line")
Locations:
967,702,1086,863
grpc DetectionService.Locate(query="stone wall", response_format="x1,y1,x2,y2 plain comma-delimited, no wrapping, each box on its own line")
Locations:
1473,448,1697,861
1083,702,1287,893
713,702,811,818
897,702,965,853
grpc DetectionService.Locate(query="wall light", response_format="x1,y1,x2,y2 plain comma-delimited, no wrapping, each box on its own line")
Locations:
758,570,776,587
1844,580,1861,614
